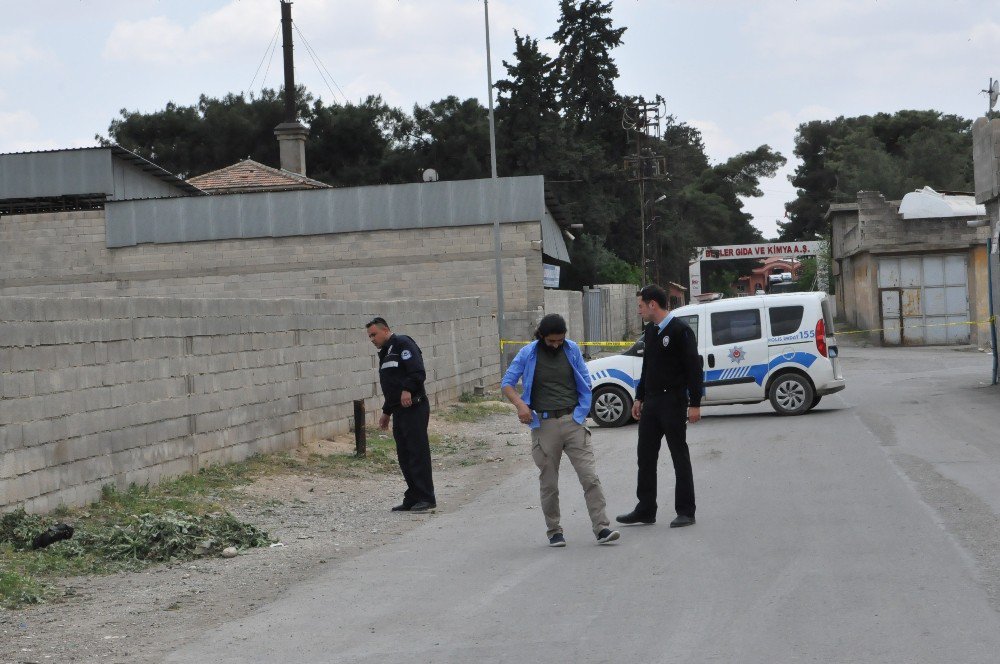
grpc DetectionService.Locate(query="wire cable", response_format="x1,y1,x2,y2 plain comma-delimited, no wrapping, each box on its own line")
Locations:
247,24,281,96
293,21,350,105
259,28,281,95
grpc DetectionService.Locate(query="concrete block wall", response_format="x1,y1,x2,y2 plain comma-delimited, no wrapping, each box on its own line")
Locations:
596,283,642,341
973,117,1000,204
543,290,584,340
852,192,990,251
0,296,499,513
0,210,544,339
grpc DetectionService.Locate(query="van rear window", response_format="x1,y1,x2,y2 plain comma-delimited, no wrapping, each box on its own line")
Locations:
769,306,804,336
711,310,761,345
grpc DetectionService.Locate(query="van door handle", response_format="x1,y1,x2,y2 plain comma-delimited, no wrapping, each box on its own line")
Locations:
707,353,715,368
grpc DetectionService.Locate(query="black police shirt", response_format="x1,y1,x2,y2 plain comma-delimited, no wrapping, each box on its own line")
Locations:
377,334,427,414
635,317,704,407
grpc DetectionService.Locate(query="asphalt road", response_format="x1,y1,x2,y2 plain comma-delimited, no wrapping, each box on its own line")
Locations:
165,345,1000,664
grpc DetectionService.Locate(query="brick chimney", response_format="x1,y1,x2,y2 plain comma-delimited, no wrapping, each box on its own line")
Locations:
274,122,308,176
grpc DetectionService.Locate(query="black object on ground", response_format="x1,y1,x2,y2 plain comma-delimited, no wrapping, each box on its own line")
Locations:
31,523,74,550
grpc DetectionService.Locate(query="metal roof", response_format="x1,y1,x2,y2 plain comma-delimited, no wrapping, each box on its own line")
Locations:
0,146,204,201
106,175,568,259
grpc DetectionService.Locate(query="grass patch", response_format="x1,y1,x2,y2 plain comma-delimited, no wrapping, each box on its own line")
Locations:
0,458,291,609
0,568,49,609
458,391,492,403
306,428,400,474
0,414,490,609
440,401,511,423
0,491,272,609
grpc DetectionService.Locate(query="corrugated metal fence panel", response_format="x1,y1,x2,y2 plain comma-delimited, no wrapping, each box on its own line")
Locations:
0,150,114,200
583,287,604,345
105,175,546,248
879,254,970,345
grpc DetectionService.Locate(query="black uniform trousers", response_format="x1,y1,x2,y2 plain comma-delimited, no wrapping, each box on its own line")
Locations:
391,399,436,505
636,390,695,518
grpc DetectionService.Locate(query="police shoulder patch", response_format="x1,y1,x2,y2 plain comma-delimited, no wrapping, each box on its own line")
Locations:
401,349,412,360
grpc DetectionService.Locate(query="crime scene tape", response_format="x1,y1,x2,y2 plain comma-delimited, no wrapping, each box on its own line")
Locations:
836,315,996,336
501,315,998,347
500,340,634,350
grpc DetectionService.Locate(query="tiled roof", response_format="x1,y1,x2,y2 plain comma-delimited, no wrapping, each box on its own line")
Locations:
187,159,331,194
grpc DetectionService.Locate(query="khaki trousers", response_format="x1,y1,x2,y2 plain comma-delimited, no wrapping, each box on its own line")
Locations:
530,415,610,537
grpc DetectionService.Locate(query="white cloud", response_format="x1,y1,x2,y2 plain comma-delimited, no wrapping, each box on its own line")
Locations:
688,119,739,163
0,31,54,72
100,0,535,106
0,110,42,152
761,105,837,137
103,0,275,67
0,110,39,135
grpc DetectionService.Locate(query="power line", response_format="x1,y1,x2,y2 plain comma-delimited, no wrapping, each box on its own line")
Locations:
293,21,350,105
247,25,281,96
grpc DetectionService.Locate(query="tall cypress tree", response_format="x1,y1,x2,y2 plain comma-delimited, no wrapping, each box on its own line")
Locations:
551,0,626,128
495,31,563,176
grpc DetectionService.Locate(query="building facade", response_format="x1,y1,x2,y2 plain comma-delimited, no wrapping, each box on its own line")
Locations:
829,191,991,346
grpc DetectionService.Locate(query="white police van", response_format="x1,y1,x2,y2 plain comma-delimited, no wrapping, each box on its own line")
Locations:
586,292,846,427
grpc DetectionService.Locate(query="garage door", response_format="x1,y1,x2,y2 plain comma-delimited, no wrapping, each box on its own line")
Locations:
878,254,969,345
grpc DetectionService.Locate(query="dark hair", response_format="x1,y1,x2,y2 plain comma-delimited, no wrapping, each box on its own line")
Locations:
636,284,668,309
535,313,567,340
365,316,389,329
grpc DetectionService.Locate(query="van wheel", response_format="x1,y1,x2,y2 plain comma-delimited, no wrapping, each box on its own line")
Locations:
591,385,633,427
808,395,822,411
768,373,814,416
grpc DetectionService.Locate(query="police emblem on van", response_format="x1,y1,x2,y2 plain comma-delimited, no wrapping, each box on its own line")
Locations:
728,346,746,364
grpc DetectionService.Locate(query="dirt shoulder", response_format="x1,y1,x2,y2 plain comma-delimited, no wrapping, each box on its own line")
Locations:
0,402,533,664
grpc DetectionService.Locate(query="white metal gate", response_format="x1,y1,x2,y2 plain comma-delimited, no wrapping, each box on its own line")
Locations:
877,254,969,345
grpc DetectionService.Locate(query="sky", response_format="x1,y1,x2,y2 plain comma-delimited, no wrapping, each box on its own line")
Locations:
3,0,1000,239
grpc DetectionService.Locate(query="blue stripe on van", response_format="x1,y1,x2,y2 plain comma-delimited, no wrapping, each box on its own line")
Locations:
705,352,817,386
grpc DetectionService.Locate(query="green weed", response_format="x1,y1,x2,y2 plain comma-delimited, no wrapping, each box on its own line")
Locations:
0,568,49,609
440,402,511,423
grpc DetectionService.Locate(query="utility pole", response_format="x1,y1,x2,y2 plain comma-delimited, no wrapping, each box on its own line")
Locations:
623,97,668,285
483,0,506,364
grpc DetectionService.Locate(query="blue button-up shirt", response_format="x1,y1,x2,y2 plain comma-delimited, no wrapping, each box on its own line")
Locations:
501,339,593,429
657,312,674,333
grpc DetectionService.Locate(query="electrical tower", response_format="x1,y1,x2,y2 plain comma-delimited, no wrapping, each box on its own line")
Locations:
623,97,668,286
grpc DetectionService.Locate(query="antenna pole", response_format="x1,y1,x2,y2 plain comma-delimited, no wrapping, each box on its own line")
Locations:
484,0,506,364
280,0,297,122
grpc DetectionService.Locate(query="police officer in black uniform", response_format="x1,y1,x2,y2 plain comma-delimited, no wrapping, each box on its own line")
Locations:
617,285,703,528
366,317,436,512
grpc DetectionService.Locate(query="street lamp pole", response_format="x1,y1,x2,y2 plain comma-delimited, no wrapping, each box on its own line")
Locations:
483,0,506,357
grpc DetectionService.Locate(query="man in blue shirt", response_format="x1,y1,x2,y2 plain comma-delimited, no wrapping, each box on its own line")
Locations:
501,314,620,547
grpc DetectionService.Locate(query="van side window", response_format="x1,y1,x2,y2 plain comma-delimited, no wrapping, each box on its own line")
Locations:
676,314,698,340
711,309,761,345
769,305,804,336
